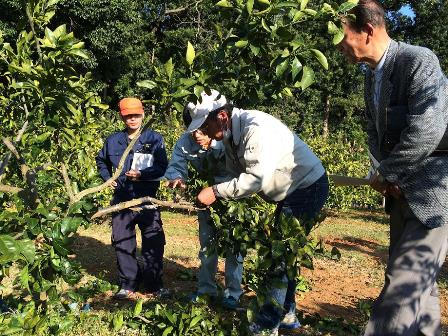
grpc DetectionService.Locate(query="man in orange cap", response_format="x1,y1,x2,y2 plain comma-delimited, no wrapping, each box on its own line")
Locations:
96,97,168,299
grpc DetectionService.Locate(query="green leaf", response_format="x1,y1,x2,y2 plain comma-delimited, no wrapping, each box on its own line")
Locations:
293,11,306,22
249,44,260,56
257,0,270,5
311,49,328,70
261,18,271,32
303,8,317,15
162,326,173,336
47,0,61,7
113,313,124,331
281,48,290,57
276,1,299,8
71,41,84,49
321,2,334,13
189,315,202,328
53,24,67,39
44,27,56,44
332,30,345,45
173,102,184,113
0,235,18,256
172,89,192,98
133,299,143,316
275,60,289,77
179,78,197,88
165,58,174,80
61,217,82,235
299,66,314,90
137,80,157,89
18,239,36,263
327,21,339,35
216,0,232,7
338,1,358,13
19,265,30,291
186,41,196,66
247,0,254,14
68,49,89,59
291,57,302,81
235,40,249,48
300,0,309,10
282,87,293,96
36,131,52,142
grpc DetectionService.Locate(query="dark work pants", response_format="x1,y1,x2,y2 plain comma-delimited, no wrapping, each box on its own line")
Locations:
111,209,165,292
256,173,329,329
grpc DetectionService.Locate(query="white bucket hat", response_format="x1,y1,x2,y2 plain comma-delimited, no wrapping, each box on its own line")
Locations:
186,89,227,133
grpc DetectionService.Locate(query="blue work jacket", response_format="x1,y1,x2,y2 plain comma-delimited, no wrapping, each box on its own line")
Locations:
96,129,168,204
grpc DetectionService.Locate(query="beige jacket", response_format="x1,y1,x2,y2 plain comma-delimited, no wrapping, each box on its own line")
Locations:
215,108,325,202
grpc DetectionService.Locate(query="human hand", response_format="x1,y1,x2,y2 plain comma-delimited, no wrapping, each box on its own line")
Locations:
125,169,141,181
369,170,388,195
166,179,187,189
197,186,216,206
386,184,402,199
110,180,118,189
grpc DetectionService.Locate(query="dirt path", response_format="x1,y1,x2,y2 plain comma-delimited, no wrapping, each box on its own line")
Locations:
74,210,448,334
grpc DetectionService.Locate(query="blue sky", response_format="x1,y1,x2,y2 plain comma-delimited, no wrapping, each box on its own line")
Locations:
399,4,415,18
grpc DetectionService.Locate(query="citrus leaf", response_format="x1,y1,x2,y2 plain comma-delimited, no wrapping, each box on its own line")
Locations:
186,41,196,66
311,49,328,70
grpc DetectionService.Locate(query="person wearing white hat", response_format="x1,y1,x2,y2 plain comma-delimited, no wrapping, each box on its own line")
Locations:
165,95,243,309
190,90,329,336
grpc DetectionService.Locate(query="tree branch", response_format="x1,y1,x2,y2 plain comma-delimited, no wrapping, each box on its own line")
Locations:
25,3,42,63
91,196,204,219
0,184,24,194
71,117,154,204
0,98,30,177
164,0,203,15
3,138,21,161
61,163,75,203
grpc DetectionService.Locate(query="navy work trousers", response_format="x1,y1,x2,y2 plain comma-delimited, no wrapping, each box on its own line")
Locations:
111,209,165,292
256,173,329,329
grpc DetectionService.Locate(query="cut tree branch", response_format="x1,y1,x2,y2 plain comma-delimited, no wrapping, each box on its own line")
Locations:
91,196,205,219
71,117,154,204
0,184,24,194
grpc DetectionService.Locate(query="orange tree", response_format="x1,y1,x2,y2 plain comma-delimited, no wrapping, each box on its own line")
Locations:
0,0,358,334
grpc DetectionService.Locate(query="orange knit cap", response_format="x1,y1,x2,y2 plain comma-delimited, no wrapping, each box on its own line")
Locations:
118,98,144,116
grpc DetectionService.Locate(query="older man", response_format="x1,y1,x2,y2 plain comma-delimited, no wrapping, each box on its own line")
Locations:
338,1,448,335
165,100,243,310
190,90,329,336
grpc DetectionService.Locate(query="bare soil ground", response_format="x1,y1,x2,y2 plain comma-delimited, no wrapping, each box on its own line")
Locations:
73,210,448,335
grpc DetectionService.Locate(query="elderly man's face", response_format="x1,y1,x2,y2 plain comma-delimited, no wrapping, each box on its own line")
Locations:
338,23,369,64
199,111,229,141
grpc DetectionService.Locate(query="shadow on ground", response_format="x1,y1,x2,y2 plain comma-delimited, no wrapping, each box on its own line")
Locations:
72,233,200,295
